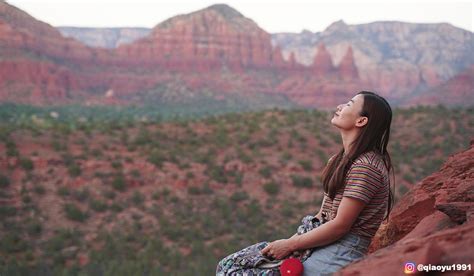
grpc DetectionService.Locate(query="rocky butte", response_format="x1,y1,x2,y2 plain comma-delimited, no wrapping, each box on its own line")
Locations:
0,2,473,108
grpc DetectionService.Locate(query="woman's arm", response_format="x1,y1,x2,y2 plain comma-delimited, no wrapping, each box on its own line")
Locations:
287,196,366,251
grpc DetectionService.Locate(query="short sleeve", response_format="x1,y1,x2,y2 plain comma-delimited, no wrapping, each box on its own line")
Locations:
343,163,382,204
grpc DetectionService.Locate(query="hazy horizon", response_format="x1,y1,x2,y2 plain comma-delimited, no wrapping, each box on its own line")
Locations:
7,0,473,33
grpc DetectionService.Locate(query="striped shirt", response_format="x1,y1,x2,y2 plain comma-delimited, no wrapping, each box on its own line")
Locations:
320,151,390,239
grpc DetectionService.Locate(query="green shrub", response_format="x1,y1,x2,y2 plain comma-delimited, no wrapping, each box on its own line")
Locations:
26,220,43,236
0,174,10,188
298,160,313,171
68,163,81,177
201,183,214,194
0,206,16,217
161,188,170,198
280,152,292,162
152,191,160,200
319,136,329,147
148,151,166,168
51,140,66,151
102,189,116,199
45,228,79,253
5,140,19,157
263,181,280,195
237,149,252,164
72,188,90,202
111,160,122,170
258,166,273,179
1,233,27,253
130,169,141,178
20,158,34,171
281,200,294,218
186,171,195,179
64,203,88,222
403,172,414,183
112,174,127,192
290,175,313,188
398,185,409,196
187,186,202,195
57,186,70,197
230,191,249,202
33,184,46,195
315,148,327,163
22,195,32,204
89,199,108,212
133,127,152,146
110,202,124,213
91,148,103,157
207,165,227,184
131,191,144,206
235,172,244,186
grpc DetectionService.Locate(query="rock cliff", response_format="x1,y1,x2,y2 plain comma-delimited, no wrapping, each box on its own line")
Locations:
0,2,472,108
402,65,474,107
115,4,286,71
338,140,474,275
272,21,474,102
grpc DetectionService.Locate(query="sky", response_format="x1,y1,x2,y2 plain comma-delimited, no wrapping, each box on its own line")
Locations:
6,0,474,33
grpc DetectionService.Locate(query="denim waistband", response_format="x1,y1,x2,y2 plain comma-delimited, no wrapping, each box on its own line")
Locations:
338,232,372,250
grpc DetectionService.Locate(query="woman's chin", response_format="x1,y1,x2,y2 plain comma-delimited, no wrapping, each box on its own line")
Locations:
330,120,342,129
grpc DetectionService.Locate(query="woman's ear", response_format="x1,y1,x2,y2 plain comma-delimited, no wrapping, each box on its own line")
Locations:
356,116,368,127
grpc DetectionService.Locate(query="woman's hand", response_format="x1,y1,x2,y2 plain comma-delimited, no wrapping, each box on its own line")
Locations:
260,239,294,260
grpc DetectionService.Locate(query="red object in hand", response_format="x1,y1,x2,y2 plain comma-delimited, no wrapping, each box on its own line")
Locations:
280,258,304,276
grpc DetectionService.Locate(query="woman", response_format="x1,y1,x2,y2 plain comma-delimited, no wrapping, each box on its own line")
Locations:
217,91,394,275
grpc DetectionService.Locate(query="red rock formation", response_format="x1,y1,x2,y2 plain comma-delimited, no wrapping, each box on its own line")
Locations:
337,46,358,80
0,60,77,103
0,2,115,103
288,52,297,69
116,4,283,71
0,2,470,108
0,2,107,63
338,141,474,275
404,65,474,107
419,65,442,87
271,46,285,67
312,43,334,75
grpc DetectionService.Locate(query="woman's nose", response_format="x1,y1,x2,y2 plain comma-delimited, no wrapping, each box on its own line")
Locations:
336,104,343,111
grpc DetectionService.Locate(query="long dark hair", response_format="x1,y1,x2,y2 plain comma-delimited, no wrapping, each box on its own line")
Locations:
321,91,395,221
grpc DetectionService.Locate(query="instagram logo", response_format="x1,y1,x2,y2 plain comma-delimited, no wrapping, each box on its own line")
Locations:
404,262,416,274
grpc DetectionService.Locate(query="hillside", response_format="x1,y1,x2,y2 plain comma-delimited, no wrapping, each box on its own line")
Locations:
402,65,474,107
0,2,473,108
0,105,472,274
0,2,354,108
273,21,474,104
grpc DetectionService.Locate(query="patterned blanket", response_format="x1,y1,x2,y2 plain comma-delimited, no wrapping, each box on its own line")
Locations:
217,214,327,275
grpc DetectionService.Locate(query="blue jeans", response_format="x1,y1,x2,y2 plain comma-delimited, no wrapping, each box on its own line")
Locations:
302,232,371,276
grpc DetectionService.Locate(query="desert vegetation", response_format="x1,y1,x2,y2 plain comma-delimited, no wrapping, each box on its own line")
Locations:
0,104,472,274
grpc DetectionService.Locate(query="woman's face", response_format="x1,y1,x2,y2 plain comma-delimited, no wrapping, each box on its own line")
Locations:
331,94,367,130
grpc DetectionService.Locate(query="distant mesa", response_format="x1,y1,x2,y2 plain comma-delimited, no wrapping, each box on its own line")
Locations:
0,1,473,108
